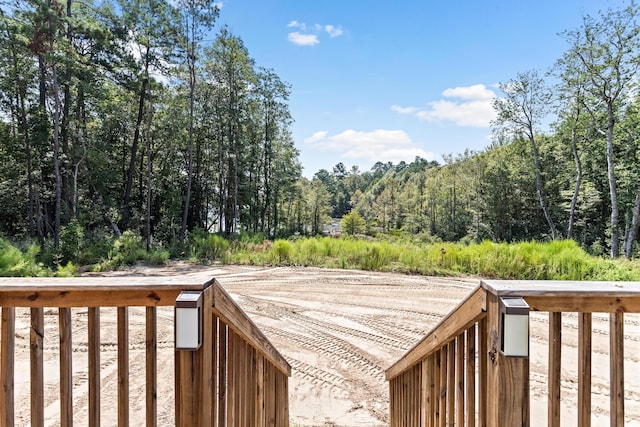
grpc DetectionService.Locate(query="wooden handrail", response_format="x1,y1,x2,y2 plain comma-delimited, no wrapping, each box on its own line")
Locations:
0,276,214,307
387,279,640,427
212,281,291,376
385,285,486,380
0,276,291,427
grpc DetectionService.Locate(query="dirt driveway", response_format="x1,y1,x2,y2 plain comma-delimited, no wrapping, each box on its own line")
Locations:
9,264,640,426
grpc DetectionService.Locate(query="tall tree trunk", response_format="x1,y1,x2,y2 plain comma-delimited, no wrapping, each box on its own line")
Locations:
180,30,196,244
146,90,154,251
123,70,149,229
528,132,558,240
567,128,583,239
624,187,640,259
61,0,72,221
49,4,62,248
606,108,620,257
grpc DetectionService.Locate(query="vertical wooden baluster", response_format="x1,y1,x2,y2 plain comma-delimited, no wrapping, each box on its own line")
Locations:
421,358,429,427
218,322,227,427
434,349,441,427
466,324,476,427
146,306,157,427
548,312,562,427
212,316,219,425
447,341,455,426
439,346,447,427
88,307,100,427
478,317,487,427
578,313,592,427
1,307,15,427
59,307,73,427
610,312,624,427
456,334,465,426
118,307,129,427
31,307,44,427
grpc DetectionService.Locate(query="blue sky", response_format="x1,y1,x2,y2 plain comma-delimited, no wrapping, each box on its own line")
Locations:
214,0,626,177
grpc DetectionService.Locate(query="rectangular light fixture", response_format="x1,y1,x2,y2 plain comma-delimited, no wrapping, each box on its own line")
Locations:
175,291,203,350
499,297,530,357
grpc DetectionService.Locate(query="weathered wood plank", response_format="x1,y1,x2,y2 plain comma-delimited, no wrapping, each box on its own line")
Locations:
578,313,592,427
525,296,640,313
0,276,213,290
1,307,15,427
610,312,624,427
88,307,100,427
466,325,476,427
386,286,487,380
481,279,640,296
146,307,157,427
30,307,44,427
59,307,73,427
455,334,464,426
118,307,129,427
0,289,188,308
478,317,487,427
439,347,447,427
212,282,291,376
548,312,561,427
447,341,455,426
485,292,529,427
175,285,214,427
218,322,228,427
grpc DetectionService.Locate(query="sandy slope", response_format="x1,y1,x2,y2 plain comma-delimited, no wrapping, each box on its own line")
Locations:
9,264,640,426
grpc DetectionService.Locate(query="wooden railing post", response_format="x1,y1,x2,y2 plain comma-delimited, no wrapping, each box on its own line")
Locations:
175,285,214,427
485,292,529,426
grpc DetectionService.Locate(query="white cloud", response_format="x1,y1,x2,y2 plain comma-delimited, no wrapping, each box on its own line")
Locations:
214,1,223,9
288,32,319,46
393,84,497,128
305,129,434,163
288,20,303,29
287,20,345,46
325,25,344,38
304,131,328,144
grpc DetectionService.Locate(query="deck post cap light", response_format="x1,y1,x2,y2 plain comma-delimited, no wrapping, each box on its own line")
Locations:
175,291,203,350
499,297,529,357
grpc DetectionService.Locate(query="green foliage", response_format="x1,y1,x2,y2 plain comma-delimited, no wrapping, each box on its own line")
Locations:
55,262,78,277
341,211,366,236
271,239,294,264
97,231,169,270
0,239,48,277
60,219,85,264
189,229,230,262
223,236,640,281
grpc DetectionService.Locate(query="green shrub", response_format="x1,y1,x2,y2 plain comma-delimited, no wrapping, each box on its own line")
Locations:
60,219,84,264
272,239,293,264
0,239,48,276
341,211,366,236
190,230,230,262
56,262,78,277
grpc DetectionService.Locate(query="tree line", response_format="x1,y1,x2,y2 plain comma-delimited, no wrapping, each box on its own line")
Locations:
0,0,307,253
311,2,640,260
2,1,640,263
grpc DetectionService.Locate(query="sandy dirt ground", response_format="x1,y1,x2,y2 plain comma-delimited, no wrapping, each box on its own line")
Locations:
8,264,640,426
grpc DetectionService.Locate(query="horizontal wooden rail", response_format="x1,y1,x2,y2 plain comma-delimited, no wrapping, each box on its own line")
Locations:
385,285,486,380
0,276,291,427
387,279,640,427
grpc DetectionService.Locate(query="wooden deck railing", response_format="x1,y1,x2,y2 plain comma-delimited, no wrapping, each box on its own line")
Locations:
385,279,640,427
0,276,290,427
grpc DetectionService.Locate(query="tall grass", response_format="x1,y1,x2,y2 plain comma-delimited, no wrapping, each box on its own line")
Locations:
225,237,640,281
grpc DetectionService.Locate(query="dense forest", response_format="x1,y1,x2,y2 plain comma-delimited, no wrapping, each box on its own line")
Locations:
2,1,640,266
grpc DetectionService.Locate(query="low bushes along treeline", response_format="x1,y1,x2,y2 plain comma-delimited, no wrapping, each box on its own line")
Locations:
2,232,639,281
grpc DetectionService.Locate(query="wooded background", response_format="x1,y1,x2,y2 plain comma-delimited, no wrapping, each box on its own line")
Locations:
2,1,640,261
